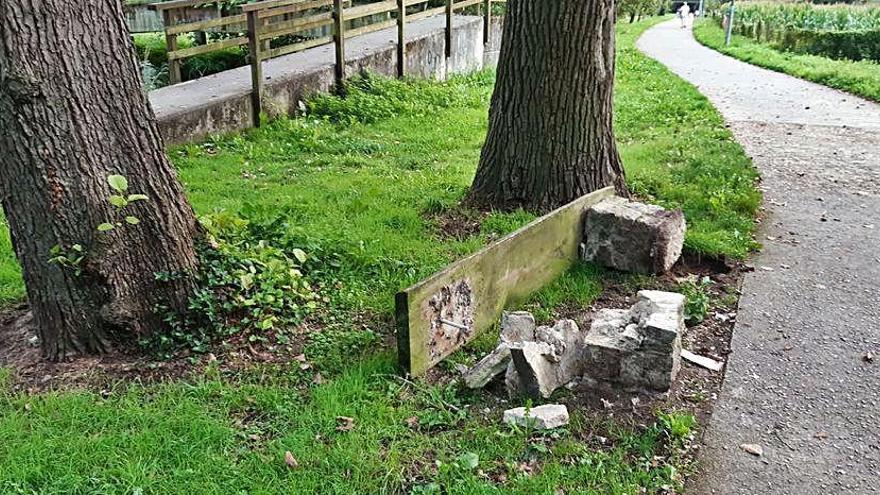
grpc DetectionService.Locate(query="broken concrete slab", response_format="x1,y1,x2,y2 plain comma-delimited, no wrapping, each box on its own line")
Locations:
632,290,687,351
503,404,570,429
504,360,523,397
509,319,584,399
582,290,685,391
509,341,558,398
463,311,538,388
463,343,511,388
500,311,536,343
582,197,685,274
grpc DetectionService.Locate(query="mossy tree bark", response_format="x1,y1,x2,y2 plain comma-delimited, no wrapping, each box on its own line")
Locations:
468,0,627,213
0,0,201,360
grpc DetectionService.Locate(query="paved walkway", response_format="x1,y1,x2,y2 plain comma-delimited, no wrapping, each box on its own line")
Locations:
639,20,880,494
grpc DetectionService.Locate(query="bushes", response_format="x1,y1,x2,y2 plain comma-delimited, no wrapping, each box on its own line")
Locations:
132,33,248,89
777,28,880,62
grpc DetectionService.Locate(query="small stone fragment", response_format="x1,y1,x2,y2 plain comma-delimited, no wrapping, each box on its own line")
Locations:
740,443,763,457
582,197,686,274
681,349,724,372
503,404,570,429
500,311,537,343
504,360,523,398
284,451,299,468
464,343,511,388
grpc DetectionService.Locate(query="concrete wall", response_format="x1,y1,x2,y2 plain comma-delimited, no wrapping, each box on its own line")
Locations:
153,15,502,145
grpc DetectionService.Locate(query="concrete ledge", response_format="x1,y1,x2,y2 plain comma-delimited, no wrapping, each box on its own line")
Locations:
149,15,492,145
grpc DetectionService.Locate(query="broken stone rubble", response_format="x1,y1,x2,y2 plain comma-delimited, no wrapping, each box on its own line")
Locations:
582,197,686,274
464,290,686,399
463,311,535,389
509,319,585,399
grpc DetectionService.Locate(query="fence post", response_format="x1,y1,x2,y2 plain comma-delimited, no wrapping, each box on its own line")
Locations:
163,9,182,84
397,0,406,78
247,10,263,128
333,0,346,88
725,0,736,45
445,0,453,58
482,0,490,45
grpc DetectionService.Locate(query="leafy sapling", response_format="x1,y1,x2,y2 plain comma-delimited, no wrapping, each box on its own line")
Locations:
48,244,85,276
97,174,149,232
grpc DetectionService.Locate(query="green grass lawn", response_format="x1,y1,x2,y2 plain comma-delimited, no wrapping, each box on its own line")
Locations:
694,20,880,103
0,17,760,494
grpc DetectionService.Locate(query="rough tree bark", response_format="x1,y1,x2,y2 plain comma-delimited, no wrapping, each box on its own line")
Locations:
0,0,201,360
468,0,628,212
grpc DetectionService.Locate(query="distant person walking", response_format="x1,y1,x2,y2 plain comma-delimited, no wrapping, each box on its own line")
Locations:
678,2,691,28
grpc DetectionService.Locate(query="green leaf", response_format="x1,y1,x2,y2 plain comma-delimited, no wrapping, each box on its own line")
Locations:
107,175,128,193
125,216,140,225
109,195,128,208
71,244,83,252
457,452,479,470
291,248,308,264
127,194,148,202
97,223,115,232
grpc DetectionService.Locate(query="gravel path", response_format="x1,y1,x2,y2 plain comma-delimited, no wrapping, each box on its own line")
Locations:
638,20,880,494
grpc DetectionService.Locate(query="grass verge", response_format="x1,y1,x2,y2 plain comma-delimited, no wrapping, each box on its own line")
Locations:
694,20,880,103
0,17,759,494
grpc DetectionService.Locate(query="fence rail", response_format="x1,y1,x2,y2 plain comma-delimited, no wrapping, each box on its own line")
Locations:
150,0,504,126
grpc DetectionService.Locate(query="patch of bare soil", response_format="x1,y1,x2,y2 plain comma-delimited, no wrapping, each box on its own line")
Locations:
0,303,390,394
424,206,492,242
0,306,194,393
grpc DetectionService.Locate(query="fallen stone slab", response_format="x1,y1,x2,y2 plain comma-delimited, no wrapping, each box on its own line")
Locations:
463,343,511,388
503,404,570,429
582,197,685,274
509,341,558,398
463,311,537,389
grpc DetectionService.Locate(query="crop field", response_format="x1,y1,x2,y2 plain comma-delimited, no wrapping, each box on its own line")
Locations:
720,1,880,61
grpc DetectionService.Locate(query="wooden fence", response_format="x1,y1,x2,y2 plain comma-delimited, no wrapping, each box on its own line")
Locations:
150,0,504,127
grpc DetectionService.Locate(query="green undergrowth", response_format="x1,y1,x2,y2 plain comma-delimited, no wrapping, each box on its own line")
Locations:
694,20,880,102
0,17,758,494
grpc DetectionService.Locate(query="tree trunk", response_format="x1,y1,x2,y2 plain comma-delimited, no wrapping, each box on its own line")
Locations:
0,0,201,360
468,0,627,213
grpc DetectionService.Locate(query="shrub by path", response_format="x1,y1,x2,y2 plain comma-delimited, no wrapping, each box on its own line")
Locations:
640,19,880,494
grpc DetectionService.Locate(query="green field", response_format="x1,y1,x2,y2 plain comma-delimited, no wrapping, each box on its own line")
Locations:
0,17,760,494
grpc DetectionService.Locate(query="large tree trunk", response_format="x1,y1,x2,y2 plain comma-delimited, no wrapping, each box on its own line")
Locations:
468,0,627,213
0,0,201,360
